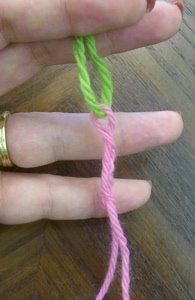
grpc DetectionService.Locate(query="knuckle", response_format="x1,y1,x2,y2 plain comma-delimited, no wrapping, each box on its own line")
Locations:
60,0,72,35
92,177,104,218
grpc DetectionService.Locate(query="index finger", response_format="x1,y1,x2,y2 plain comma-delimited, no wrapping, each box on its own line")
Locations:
0,0,151,49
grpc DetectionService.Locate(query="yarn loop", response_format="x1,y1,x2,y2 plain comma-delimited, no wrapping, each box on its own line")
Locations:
73,36,113,118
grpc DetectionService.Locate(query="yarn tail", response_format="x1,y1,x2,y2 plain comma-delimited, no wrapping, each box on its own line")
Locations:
91,104,130,300
95,236,119,300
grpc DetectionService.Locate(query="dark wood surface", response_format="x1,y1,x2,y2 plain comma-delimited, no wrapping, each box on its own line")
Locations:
0,2,194,300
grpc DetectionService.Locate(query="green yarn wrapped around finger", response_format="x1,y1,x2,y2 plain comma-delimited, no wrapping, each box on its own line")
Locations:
73,36,113,118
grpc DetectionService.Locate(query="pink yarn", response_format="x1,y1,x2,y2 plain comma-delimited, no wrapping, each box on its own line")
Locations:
91,104,130,300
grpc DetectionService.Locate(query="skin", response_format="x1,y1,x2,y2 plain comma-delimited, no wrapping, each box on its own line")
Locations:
0,0,184,224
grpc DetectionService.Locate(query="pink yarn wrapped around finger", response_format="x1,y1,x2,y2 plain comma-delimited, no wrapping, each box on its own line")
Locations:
91,104,130,300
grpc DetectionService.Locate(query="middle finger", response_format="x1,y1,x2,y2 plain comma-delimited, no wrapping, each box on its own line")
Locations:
6,111,183,168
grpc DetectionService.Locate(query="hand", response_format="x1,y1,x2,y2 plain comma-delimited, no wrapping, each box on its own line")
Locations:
0,0,183,224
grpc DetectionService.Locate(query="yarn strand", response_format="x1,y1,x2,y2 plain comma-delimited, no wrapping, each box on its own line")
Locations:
91,105,130,300
73,36,130,300
73,36,113,118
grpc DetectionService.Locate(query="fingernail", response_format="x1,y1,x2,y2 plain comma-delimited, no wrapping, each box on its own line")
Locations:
171,1,185,14
147,0,156,13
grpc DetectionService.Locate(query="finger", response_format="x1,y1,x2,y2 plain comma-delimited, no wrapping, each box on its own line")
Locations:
0,1,182,96
6,111,183,168
30,1,183,64
0,172,152,224
0,0,148,48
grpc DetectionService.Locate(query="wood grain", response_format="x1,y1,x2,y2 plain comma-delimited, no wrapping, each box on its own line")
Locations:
0,1,194,299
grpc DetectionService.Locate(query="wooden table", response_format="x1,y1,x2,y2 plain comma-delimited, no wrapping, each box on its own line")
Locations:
0,2,194,299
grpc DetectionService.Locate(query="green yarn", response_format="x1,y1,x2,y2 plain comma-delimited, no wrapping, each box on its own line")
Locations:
73,35,113,118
